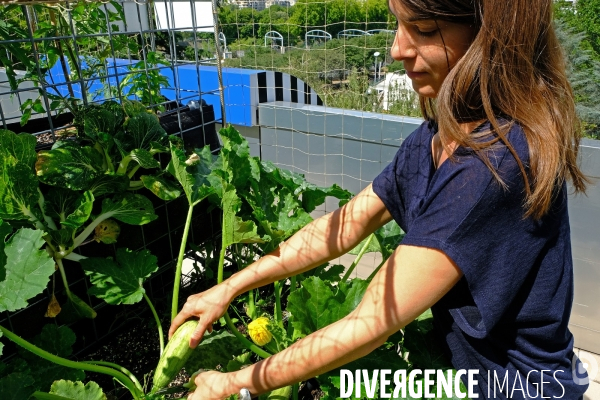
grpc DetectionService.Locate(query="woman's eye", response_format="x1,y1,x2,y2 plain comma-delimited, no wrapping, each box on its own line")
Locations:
415,26,438,37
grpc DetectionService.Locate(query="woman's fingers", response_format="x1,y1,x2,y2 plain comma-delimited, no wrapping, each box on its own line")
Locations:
168,310,191,339
189,319,209,348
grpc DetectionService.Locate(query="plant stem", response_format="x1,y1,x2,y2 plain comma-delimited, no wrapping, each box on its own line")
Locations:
63,252,87,262
217,239,227,284
292,383,299,400
0,325,144,399
144,292,164,356
81,361,143,393
116,155,132,175
128,180,145,190
21,205,46,230
341,234,375,282
366,258,387,282
217,238,271,359
171,205,195,321
128,164,141,179
55,258,71,298
73,212,114,248
274,280,283,329
37,188,57,230
287,276,297,337
31,392,72,400
104,147,114,173
248,288,256,320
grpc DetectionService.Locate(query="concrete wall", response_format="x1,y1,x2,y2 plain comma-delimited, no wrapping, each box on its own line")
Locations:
255,101,600,354
569,138,600,354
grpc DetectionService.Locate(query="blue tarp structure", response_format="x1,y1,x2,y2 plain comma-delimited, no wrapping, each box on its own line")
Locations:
45,58,322,127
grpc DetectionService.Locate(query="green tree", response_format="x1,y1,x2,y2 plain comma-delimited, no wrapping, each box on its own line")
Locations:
554,0,600,60
554,20,600,138
362,0,394,31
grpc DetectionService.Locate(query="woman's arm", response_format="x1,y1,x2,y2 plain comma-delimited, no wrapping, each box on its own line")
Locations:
191,244,463,399
169,184,393,346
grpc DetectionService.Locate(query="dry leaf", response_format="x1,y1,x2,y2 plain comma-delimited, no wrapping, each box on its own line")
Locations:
45,294,61,318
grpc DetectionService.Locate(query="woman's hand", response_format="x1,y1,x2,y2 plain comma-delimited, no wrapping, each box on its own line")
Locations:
186,370,236,400
169,283,232,348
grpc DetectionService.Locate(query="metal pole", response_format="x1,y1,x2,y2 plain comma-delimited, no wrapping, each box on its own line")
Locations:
212,0,227,126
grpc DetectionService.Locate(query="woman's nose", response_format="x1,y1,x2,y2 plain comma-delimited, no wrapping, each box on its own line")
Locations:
391,27,417,62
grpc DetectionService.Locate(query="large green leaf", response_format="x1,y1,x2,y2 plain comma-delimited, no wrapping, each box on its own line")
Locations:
81,248,158,305
0,130,41,221
35,143,105,190
167,144,214,206
218,126,260,188
287,277,369,338
122,100,148,118
297,263,345,284
141,174,182,201
44,188,79,223
82,102,124,142
402,310,452,371
31,324,76,358
184,329,246,372
129,148,160,169
99,193,157,225
88,174,130,197
349,220,404,260
0,373,36,400
59,292,97,323
45,227,75,252
259,385,293,400
0,218,12,281
276,192,312,235
302,183,353,213
0,227,55,313
0,129,37,166
50,380,107,400
239,155,350,253
0,357,29,379
222,187,264,248
18,325,85,391
117,112,167,153
61,191,94,230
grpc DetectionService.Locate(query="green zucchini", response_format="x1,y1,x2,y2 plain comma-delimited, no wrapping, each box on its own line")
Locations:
151,320,198,392
260,386,293,400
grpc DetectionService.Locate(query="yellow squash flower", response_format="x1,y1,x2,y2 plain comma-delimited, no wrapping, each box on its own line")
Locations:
248,317,273,346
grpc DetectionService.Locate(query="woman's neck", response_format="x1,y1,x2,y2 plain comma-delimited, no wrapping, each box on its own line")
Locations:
432,120,485,170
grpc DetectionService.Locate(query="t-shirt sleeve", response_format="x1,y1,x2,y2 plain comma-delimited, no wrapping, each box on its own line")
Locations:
372,122,430,231
372,141,409,230
383,132,543,338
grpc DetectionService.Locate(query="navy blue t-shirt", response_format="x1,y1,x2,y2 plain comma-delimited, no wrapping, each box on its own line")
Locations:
372,121,588,399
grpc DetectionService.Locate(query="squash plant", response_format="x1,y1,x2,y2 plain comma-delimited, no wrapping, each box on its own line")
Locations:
0,121,465,399
0,119,351,398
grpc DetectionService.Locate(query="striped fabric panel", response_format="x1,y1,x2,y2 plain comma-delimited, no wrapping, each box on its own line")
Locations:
256,71,323,107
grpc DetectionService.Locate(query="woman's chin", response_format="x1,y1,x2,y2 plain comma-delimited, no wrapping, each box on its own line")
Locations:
410,82,438,99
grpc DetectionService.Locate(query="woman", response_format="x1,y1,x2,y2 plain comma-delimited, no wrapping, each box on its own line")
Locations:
170,0,590,398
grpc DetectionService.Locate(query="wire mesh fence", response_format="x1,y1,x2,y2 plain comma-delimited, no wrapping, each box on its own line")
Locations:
0,0,421,358
0,0,226,356
218,0,420,116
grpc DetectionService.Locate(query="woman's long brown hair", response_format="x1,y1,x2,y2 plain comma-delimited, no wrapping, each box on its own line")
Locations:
400,0,588,219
